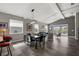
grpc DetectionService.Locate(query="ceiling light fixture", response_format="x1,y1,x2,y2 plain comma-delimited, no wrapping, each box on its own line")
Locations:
30,9,37,24
31,9,35,20
71,3,75,5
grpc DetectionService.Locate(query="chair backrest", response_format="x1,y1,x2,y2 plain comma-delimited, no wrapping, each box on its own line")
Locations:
27,34,31,42
38,32,47,42
27,33,35,42
39,35,46,42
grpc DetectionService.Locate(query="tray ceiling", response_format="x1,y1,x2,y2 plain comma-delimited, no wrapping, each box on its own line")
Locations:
0,3,79,24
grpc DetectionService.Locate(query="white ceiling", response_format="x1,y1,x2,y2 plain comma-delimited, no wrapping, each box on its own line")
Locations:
0,3,79,24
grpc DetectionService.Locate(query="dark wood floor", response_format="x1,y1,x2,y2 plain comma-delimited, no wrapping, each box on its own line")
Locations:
1,36,79,56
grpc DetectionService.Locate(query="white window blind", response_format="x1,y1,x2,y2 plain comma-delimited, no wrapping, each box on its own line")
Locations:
9,19,23,34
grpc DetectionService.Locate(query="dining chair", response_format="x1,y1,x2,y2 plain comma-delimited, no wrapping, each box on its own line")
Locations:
27,34,35,47
39,35,46,48
24,35,27,43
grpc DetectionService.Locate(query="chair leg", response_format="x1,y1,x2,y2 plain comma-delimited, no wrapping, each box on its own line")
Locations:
43,41,45,48
30,41,32,47
8,46,12,56
7,46,9,55
42,39,45,48
0,47,2,56
39,42,41,47
35,40,38,49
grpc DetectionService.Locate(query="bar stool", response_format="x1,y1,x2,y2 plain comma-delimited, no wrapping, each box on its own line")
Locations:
0,42,12,56
0,36,12,56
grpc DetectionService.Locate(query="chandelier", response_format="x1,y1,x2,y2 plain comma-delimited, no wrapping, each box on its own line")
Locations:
30,9,37,24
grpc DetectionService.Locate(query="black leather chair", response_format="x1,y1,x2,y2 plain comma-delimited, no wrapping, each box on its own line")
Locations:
27,34,36,47
38,33,46,48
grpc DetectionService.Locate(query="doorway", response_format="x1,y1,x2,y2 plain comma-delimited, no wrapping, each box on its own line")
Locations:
53,24,68,38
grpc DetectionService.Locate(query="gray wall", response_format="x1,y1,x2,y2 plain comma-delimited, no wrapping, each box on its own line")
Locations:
0,12,46,42
48,16,75,36
0,12,32,42
75,12,79,39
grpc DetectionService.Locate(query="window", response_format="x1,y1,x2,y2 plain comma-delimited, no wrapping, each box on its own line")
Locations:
9,19,23,34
